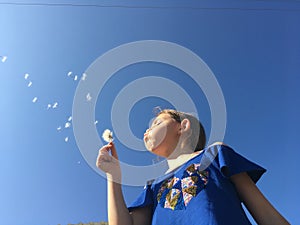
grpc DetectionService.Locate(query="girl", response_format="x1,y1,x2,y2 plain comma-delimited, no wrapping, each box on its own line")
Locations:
96,109,289,225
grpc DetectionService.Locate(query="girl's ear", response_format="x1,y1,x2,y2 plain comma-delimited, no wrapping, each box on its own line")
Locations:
180,118,191,133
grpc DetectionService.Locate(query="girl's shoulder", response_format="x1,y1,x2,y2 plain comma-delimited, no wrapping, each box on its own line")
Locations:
203,141,232,156
207,141,229,148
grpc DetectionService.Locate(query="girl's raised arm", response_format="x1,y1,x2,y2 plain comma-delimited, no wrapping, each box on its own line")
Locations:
97,142,152,225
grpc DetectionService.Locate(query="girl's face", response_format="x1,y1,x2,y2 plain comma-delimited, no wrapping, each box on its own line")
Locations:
144,113,181,157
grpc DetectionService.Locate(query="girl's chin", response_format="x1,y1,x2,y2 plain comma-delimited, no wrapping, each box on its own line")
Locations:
145,144,158,154
144,140,155,152
146,146,168,158
144,140,165,156
145,145,155,152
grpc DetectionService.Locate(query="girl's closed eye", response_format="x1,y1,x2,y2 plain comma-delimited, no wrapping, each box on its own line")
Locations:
152,119,162,128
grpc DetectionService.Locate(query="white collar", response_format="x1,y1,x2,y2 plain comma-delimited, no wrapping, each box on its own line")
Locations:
165,150,203,174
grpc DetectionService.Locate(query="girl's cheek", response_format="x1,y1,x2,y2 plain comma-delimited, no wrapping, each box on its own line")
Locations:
144,130,153,150
148,125,168,150
144,136,154,151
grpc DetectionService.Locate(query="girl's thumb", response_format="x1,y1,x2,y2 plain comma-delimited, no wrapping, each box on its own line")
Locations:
109,142,119,160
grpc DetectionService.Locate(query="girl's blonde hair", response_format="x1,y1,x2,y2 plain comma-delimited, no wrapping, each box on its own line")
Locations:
156,108,206,152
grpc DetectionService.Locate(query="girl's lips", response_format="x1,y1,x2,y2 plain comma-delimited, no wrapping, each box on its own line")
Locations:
144,128,151,136
143,134,149,142
144,129,151,138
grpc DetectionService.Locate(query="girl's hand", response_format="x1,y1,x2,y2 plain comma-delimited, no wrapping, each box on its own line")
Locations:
96,142,121,182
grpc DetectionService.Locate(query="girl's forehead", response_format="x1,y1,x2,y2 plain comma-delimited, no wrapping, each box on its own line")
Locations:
149,113,171,126
156,113,172,120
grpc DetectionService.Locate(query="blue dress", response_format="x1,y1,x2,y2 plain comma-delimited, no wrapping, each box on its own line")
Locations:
128,144,266,225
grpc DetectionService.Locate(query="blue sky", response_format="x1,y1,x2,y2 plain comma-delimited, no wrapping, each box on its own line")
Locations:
0,1,299,224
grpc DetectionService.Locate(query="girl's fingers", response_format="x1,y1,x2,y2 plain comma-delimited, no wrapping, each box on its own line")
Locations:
96,143,121,178
97,142,119,165
109,142,119,160
99,143,112,153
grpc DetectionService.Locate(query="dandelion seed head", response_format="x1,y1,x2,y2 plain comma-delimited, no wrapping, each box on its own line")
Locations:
65,122,71,128
102,129,113,143
52,102,58,108
86,93,92,101
1,56,7,63
32,97,38,103
81,73,87,81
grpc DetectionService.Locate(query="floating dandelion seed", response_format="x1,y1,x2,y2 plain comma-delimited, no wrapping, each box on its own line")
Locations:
81,73,87,81
47,104,52,109
86,93,92,101
27,81,32,87
52,102,58,108
74,75,78,81
64,137,69,142
68,116,72,122
65,122,71,128
77,161,81,164
67,71,72,76
102,129,113,143
57,126,62,131
1,56,7,62
32,97,38,103
24,73,29,80
94,120,98,125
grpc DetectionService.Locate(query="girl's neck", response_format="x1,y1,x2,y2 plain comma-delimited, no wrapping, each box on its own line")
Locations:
165,150,203,174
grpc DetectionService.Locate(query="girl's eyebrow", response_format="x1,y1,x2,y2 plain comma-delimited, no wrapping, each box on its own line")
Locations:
151,117,162,126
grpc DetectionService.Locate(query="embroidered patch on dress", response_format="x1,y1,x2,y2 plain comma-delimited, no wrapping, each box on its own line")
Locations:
164,188,181,210
157,163,209,210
